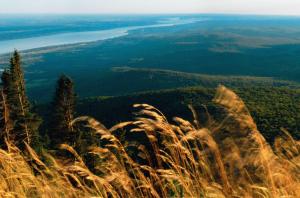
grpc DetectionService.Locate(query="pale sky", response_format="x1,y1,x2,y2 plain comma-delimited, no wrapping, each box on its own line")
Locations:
1,0,300,15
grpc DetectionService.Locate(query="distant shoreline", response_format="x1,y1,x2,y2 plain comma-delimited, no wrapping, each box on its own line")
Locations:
0,17,201,55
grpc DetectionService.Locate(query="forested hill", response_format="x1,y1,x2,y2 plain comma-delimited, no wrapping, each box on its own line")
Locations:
33,66,300,143
20,66,300,101
81,67,300,97
74,86,300,143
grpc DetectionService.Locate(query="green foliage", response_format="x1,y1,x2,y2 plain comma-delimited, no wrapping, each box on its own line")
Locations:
49,75,76,147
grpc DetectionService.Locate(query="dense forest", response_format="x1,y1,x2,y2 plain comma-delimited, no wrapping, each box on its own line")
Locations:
75,86,300,143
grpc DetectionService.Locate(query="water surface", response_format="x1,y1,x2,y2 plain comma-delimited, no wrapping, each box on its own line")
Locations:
0,17,199,54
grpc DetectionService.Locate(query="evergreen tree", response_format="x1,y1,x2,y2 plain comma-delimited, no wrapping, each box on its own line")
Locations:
10,50,30,114
49,75,76,146
0,50,41,149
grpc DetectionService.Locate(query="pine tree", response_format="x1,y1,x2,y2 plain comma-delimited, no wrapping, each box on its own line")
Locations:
1,50,41,149
49,75,76,146
9,50,30,115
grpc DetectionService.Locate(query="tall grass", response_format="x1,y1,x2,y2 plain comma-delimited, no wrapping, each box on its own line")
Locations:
0,86,299,197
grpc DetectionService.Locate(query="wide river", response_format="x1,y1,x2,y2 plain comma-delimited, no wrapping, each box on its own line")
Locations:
0,18,200,55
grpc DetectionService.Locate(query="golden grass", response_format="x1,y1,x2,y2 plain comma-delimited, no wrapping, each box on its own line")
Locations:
0,86,300,197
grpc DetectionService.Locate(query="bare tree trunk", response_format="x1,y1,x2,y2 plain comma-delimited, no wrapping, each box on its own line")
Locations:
18,93,30,145
1,90,11,141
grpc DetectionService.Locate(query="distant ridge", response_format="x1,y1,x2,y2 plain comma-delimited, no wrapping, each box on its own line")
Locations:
111,66,300,89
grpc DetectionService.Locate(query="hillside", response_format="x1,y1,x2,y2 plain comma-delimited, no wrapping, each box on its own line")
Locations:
35,67,300,143
75,86,300,143
2,51,300,197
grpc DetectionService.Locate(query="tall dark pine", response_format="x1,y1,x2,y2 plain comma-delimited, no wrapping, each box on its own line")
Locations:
0,50,41,149
10,51,29,112
50,75,76,146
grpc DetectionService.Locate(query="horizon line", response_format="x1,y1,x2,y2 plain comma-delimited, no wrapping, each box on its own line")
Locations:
1,12,300,17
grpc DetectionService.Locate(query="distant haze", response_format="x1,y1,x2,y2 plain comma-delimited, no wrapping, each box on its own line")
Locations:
1,0,300,15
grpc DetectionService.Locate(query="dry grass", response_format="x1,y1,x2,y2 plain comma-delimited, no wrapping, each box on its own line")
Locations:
0,86,300,197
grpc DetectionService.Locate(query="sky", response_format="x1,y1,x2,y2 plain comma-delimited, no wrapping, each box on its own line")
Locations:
1,0,300,15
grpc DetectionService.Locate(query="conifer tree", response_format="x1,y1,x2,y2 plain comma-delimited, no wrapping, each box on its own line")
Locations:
0,50,41,149
50,75,76,146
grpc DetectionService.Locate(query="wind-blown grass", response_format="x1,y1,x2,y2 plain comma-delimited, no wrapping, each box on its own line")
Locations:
0,86,299,197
